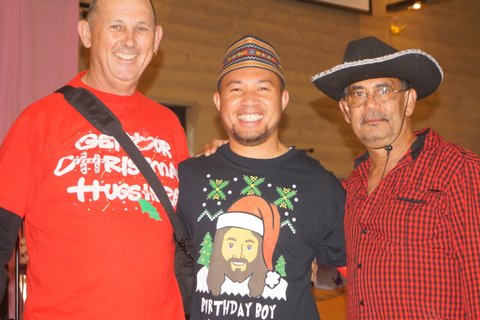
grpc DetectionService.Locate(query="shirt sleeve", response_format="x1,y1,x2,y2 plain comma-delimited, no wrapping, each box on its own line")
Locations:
316,176,346,267
448,152,480,318
173,116,189,163
0,112,42,216
176,161,193,239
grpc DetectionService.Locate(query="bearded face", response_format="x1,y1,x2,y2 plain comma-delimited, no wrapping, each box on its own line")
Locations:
207,227,268,297
214,67,287,148
221,228,259,276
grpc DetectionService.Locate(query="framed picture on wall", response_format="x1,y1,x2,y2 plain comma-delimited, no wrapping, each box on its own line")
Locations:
297,0,372,14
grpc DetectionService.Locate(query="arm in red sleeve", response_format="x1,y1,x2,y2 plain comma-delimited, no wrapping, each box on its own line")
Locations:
448,152,480,318
336,266,347,279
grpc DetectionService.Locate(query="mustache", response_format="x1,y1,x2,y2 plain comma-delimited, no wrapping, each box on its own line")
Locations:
360,111,389,125
227,258,249,264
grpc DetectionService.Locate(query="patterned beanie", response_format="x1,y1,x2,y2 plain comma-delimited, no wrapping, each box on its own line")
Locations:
217,35,285,88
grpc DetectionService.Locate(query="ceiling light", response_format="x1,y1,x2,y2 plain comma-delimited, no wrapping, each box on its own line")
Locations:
386,0,446,12
410,2,423,10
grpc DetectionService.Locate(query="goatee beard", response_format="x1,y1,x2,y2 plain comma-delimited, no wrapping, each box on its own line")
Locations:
231,128,272,147
226,259,253,283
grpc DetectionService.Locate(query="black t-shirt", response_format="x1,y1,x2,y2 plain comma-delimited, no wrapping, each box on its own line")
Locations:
177,144,345,320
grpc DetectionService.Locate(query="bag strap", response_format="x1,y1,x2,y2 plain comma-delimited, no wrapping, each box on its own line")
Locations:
55,85,189,242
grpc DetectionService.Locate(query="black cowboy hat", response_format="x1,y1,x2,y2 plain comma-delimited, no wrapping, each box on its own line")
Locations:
311,36,443,101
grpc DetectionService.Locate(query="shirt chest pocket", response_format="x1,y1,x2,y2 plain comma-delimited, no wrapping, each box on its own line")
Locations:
393,188,447,246
364,188,447,248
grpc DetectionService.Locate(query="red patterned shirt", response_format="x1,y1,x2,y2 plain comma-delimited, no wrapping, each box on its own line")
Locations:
342,129,480,319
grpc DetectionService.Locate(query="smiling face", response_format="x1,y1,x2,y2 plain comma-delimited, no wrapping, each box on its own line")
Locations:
207,225,268,297
221,227,260,273
214,67,289,148
78,0,162,95
339,77,417,149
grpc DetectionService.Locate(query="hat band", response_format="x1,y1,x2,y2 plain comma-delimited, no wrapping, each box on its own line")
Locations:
311,49,443,82
220,59,284,82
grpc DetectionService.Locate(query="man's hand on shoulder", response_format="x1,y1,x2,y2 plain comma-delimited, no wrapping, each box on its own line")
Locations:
196,139,228,157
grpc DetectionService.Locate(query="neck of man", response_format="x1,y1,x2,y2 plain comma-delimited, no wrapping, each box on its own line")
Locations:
367,128,417,168
81,71,137,96
229,136,289,160
365,129,417,194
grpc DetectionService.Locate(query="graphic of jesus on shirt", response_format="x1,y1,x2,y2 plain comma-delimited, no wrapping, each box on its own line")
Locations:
196,196,288,300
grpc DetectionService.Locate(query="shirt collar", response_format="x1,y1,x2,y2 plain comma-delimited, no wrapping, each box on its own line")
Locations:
353,128,431,169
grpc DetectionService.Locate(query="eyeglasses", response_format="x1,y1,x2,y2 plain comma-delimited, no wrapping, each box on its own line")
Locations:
343,86,409,108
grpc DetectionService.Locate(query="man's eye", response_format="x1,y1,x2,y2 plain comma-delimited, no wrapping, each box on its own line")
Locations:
137,26,148,32
110,25,121,30
377,87,392,95
352,91,366,98
258,87,270,91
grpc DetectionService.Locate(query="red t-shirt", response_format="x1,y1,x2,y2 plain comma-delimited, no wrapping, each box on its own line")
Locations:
0,73,189,319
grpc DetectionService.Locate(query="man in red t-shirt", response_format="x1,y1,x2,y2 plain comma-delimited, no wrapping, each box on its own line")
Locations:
0,0,188,319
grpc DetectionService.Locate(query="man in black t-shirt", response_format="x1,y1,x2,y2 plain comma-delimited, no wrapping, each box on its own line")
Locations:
177,35,345,320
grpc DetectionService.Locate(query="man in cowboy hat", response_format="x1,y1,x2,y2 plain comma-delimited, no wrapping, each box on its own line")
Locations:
312,36,480,319
177,35,346,320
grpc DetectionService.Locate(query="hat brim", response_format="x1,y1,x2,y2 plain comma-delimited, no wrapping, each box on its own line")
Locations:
312,49,443,101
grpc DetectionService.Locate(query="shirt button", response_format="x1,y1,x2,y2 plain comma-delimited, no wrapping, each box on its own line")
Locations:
361,229,367,234
359,300,364,306
357,263,362,269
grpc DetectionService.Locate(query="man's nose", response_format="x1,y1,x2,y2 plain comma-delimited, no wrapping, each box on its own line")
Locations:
122,30,136,48
364,92,381,110
241,90,259,105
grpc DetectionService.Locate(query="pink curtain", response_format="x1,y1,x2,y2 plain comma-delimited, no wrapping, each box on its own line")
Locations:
0,0,79,143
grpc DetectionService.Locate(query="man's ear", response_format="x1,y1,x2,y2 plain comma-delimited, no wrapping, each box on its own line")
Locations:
405,88,417,117
338,100,351,124
78,20,92,48
153,25,163,53
281,90,289,111
213,92,221,112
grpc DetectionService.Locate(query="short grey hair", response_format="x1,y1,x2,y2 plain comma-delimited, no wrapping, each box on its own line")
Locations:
86,0,157,26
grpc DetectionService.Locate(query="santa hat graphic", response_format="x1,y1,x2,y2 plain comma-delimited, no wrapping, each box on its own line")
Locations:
216,195,281,270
